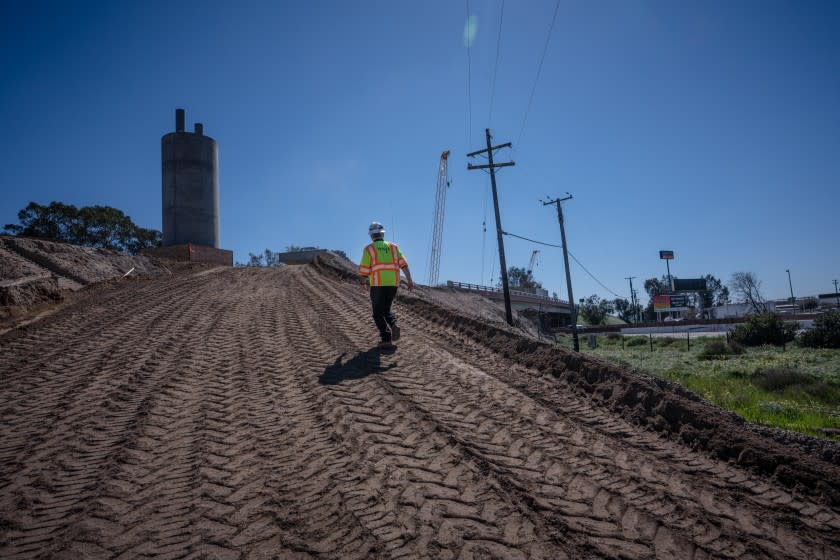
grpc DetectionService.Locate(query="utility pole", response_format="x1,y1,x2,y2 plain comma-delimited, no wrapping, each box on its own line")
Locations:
467,129,515,325
786,269,796,316
633,288,642,323
626,276,637,323
834,279,839,307
543,194,579,352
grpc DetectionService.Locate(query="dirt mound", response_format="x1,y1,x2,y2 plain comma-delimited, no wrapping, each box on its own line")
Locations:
402,296,840,499
1,236,167,285
0,276,63,308
1,261,839,558
0,236,177,322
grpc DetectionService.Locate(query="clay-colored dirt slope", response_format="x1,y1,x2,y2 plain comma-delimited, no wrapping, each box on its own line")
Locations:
1,260,839,559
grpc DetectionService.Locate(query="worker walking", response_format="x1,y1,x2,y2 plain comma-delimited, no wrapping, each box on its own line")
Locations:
358,222,414,349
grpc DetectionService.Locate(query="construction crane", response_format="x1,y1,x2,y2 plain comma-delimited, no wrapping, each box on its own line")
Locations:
527,249,540,275
427,150,450,286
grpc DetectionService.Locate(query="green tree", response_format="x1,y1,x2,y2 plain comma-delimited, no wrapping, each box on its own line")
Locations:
798,311,840,348
505,266,542,290
613,298,642,323
239,249,284,267
731,312,796,346
3,201,161,254
263,249,281,267
644,276,670,299
578,295,613,325
697,274,730,308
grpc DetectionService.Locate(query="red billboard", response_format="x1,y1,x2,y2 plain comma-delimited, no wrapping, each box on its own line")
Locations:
653,295,670,310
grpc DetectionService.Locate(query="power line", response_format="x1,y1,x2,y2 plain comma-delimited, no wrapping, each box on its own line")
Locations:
502,230,626,298
517,0,561,145
465,0,473,147
488,0,505,126
502,230,562,248
568,250,625,298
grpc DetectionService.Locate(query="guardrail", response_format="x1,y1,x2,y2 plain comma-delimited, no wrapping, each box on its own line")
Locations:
446,280,569,306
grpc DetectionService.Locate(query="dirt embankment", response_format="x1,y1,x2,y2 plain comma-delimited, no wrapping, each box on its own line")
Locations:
1,255,839,558
316,251,840,484
0,236,174,325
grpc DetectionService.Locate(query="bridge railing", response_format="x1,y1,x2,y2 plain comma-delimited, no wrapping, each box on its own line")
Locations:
446,280,569,306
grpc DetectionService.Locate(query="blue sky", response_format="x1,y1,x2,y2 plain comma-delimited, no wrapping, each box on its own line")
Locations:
1,1,838,303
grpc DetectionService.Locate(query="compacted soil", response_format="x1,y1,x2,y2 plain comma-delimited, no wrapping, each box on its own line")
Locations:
1,261,839,559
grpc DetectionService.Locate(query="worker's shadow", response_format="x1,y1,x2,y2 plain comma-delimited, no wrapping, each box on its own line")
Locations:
318,348,397,385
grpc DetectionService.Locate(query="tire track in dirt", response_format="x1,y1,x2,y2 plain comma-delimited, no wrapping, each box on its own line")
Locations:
58,268,385,559
290,267,583,559
194,268,383,558
0,272,228,557
389,333,839,559
302,267,840,559
0,271,217,475
3,263,839,558
0,271,210,472
400,305,840,526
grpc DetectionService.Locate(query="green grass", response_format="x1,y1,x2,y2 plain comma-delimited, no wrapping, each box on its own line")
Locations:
553,333,840,440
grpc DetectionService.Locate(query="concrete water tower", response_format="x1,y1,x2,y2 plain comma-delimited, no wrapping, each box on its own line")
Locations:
161,108,220,248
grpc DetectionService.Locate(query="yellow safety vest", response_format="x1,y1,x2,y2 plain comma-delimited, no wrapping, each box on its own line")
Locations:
358,240,408,287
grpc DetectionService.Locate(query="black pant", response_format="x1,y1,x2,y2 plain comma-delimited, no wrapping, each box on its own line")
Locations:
370,286,398,342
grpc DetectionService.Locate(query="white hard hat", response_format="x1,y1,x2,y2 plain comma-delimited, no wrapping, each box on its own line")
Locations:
368,222,385,236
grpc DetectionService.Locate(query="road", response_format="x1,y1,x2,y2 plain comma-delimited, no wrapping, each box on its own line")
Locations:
1,263,838,559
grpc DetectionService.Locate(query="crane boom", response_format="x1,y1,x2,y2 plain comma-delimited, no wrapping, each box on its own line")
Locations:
427,150,450,286
527,249,539,274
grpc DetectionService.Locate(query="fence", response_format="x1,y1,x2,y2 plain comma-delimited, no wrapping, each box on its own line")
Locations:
446,281,569,305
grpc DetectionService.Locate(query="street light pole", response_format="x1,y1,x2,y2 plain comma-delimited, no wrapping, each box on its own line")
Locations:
786,269,796,316
834,279,839,307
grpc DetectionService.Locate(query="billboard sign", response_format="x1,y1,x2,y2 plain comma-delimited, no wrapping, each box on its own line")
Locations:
672,278,707,291
669,295,688,307
653,295,671,311
653,294,690,312
659,250,674,260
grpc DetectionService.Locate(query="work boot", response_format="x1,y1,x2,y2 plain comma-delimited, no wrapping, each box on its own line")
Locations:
391,325,401,342
378,340,396,350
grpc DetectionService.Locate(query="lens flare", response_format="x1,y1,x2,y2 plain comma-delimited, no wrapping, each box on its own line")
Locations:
463,15,478,47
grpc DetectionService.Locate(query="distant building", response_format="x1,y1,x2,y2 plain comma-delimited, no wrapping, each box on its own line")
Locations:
277,248,329,265
818,293,840,309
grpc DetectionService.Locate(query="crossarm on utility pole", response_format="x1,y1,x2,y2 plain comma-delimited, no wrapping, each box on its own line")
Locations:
467,142,512,157
467,162,515,170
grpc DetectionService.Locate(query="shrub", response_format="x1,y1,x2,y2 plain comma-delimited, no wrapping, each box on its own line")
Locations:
606,332,621,340
728,340,745,355
657,337,679,347
798,311,840,349
698,340,745,360
731,312,797,347
752,367,815,392
626,336,648,347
